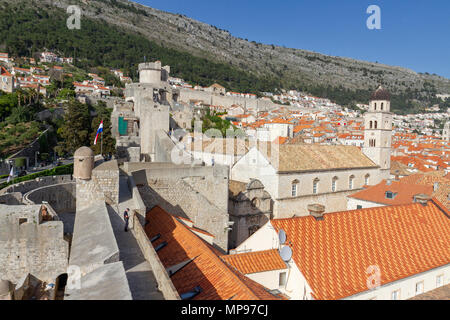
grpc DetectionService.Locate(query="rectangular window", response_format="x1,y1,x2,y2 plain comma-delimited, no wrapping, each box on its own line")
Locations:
291,184,297,197
436,275,444,287
357,205,363,209
332,180,336,192
391,290,400,300
415,281,424,295
313,183,318,194
279,272,287,287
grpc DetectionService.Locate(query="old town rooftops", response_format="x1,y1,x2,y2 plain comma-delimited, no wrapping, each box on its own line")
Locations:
348,179,433,205
144,206,283,300
257,144,378,173
271,198,450,300
221,249,287,275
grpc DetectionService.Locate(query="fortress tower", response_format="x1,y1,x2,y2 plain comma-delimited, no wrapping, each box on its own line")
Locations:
362,86,393,181
443,121,450,142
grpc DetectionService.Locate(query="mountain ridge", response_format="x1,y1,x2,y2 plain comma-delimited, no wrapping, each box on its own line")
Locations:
2,0,450,112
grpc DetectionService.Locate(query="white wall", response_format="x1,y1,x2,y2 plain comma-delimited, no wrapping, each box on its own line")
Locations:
234,221,450,300
234,221,315,300
247,269,286,291
346,197,384,210
231,148,278,199
277,167,381,200
345,264,449,300
234,221,278,253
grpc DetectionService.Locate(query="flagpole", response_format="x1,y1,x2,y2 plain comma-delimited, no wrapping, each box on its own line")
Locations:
101,118,103,156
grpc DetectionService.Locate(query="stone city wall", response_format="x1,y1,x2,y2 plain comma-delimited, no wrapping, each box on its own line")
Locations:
178,88,277,111
23,182,76,213
137,178,229,252
0,192,22,205
0,205,69,284
0,175,73,196
69,201,119,276
131,209,180,300
91,161,120,206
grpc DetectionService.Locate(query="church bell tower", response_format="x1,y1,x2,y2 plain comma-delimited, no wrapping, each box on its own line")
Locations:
362,86,393,181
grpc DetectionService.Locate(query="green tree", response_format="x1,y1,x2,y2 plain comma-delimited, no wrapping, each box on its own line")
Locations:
57,100,91,154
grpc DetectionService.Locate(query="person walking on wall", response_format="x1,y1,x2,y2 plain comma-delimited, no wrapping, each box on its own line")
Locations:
124,208,130,232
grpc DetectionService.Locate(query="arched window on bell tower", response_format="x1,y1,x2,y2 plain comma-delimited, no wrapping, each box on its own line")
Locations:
374,102,377,111
381,102,384,111
369,121,373,129
374,121,378,129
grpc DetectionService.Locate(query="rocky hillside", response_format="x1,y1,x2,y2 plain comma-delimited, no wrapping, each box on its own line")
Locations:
37,0,450,95
2,0,450,111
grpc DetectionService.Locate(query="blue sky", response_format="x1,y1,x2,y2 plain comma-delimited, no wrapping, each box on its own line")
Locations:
135,0,450,78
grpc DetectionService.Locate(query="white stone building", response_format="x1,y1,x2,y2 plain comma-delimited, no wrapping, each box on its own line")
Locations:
231,199,450,300
362,86,393,180
231,143,381,217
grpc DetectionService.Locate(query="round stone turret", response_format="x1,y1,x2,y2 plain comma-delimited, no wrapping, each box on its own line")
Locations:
73,146,94,180
139,61,162,84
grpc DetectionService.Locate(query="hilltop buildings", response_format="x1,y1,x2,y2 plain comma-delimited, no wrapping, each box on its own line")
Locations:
0,66,14,93
0,60,448,300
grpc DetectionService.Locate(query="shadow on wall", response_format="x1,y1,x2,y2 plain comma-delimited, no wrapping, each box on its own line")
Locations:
228,191,272,250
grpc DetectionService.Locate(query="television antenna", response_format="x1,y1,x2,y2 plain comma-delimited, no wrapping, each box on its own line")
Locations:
279,245,293,262
278,229,287,245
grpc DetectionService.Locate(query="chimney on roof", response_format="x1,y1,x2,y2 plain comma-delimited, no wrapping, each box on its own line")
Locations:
413,194,431,206
394,170,400,181
307,204,326,220
433,182,439,192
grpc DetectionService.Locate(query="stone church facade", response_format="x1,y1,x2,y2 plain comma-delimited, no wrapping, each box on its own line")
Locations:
231,87,393,218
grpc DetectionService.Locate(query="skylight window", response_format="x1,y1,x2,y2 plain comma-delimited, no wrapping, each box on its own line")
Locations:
180,286,202,300
155,241,168,252
385,191,397,199
150,234,161,242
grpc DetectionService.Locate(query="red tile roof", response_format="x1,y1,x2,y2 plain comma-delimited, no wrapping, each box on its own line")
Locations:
271,199,450,300
221,250,287,275
145,206,282,300
0,66,12,77
348,179,433,206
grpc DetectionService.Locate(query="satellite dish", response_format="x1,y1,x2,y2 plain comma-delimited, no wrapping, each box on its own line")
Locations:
279,245,293,262
278,229,287,244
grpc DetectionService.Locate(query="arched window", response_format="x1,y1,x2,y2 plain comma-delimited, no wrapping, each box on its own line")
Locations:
313,178,320,194
369,121,373,129
291,179,299,197
381,102,384,110
365,174,370,186
349,175,355,190
332,177,338,192
251,198,260,208
374,121,378,129
374,102,377,110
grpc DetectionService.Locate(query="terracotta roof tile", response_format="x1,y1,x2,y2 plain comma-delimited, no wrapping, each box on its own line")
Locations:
221,250,287,275
348,179,433,206
271,199,450,300
145,206,282,300
261,144,378,173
